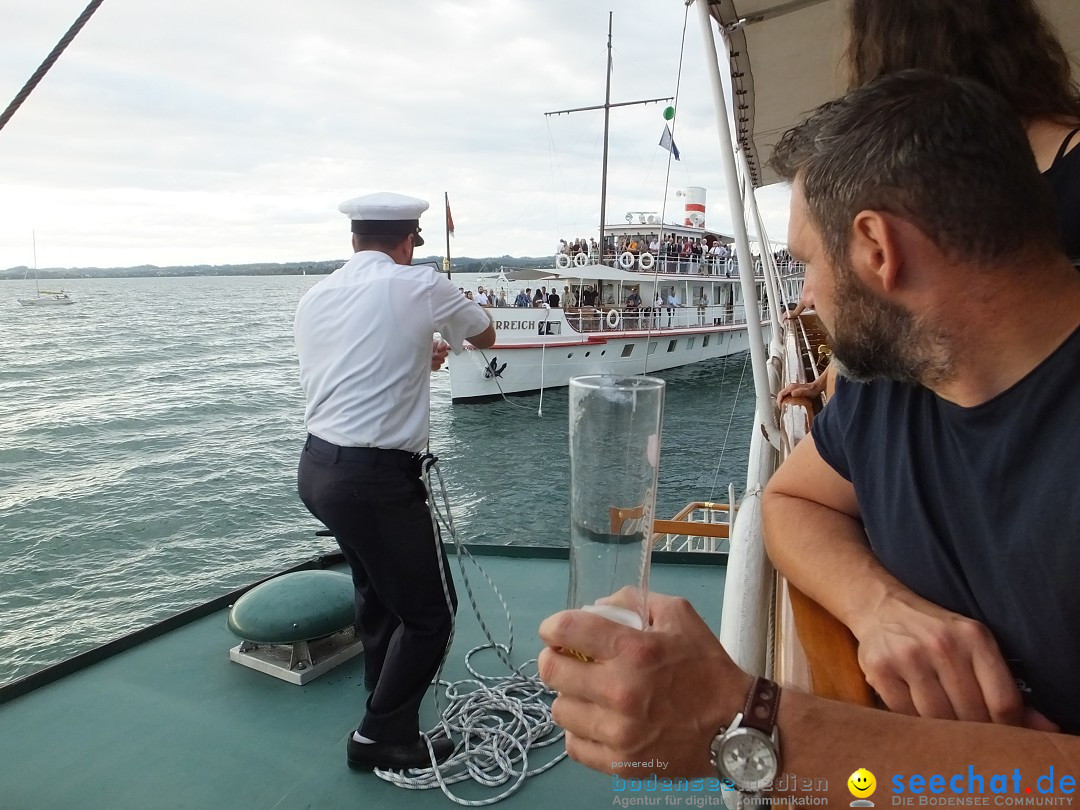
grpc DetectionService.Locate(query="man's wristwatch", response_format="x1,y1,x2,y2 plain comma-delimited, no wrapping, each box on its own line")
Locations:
709,676,782,793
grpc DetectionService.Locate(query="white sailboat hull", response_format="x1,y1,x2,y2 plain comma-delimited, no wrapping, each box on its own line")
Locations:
17,295,75,306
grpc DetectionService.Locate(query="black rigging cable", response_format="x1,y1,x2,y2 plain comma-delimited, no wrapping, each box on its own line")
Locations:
0,0,107,135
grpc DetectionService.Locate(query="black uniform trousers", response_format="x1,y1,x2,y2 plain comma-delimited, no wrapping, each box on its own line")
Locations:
298,434,458,744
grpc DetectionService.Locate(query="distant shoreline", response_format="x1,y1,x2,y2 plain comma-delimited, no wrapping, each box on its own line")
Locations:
0,256,555,281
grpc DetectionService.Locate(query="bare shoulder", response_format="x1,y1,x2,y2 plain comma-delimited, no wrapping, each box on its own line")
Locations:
1026,118,1080,171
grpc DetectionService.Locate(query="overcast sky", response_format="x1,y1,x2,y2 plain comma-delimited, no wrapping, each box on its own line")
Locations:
0,0,792,271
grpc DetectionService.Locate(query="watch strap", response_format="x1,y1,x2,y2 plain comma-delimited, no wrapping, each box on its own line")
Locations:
740,676,781,734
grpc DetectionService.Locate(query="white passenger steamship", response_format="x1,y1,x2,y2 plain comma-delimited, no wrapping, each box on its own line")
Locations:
447,189,800,402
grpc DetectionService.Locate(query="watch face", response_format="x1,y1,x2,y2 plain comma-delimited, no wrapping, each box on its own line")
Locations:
715,728,779,792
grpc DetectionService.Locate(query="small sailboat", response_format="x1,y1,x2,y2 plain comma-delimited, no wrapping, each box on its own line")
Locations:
16,232,74,306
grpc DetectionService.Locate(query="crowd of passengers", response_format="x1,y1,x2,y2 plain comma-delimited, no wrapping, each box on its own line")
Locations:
460,285,582,308
557,234,727,265
556,236,798,275
458,283,730,313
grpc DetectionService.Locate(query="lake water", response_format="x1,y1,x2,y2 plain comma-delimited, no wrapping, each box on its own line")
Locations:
0,274,755,685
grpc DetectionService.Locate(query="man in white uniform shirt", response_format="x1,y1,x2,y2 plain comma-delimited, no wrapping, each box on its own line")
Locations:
294,192,495,771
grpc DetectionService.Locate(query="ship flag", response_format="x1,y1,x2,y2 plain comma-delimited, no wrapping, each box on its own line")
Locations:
659,125,681,161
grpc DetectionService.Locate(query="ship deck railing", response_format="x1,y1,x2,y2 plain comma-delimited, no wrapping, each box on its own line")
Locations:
553,251,805,278
561,302,763,334
652,501,732,554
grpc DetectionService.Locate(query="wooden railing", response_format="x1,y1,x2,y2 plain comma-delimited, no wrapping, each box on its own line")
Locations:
652,501,731,552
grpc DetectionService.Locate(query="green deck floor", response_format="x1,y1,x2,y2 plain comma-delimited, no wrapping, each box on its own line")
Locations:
0,548,726,810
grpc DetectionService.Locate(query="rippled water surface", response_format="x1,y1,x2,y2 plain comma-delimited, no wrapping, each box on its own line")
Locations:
0,274,754,685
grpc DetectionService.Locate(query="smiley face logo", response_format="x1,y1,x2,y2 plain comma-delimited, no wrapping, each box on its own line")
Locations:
848,768,877,799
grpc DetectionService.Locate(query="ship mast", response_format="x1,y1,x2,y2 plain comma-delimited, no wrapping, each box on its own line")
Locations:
544,12,672,265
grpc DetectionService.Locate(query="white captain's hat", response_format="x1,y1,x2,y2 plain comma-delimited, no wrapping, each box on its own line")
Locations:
339,192,429,246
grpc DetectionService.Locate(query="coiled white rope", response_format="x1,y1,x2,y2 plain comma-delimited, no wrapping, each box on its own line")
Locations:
373,456,567,804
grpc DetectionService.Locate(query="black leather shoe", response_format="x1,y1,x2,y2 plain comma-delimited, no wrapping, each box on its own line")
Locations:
347,735,455,771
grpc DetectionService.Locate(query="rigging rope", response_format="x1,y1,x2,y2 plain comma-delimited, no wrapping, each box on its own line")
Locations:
708,349,751,504
465,348,537,412
0,0,108,135
655,1,692,240
537,306,550,417
643,2,692,378
373,457,565,804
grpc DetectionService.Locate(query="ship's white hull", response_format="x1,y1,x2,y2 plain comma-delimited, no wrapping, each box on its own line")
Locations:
448,306,764,401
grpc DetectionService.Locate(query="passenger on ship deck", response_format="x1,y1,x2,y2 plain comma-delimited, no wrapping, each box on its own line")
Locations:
767,74,1080,735
294,192,495,771
651,291,663,328
665,288,680,327
709,241,727,274
846,0,1080,265
769,0,1080,712
624,287,642,329
690,239,703,273
538,74,1080,799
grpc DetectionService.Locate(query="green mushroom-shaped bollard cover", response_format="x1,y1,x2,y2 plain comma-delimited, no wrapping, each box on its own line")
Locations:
227,570,354,644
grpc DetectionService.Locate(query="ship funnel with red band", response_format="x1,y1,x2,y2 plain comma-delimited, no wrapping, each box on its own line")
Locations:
676,187,706,228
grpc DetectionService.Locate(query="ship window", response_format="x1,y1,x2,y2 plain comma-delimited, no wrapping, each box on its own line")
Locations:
648,341,658,355
703,335,711,348
621,345,634,357
585,351,591,357
667,340,677,353
688,337,695,350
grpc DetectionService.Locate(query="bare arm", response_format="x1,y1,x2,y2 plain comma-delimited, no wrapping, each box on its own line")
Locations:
763,436,1032,726
762,433,885,629
538,598,1078,803
466,311,497,350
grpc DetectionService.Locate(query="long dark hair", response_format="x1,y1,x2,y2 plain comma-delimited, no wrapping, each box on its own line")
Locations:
847,0,1080,123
